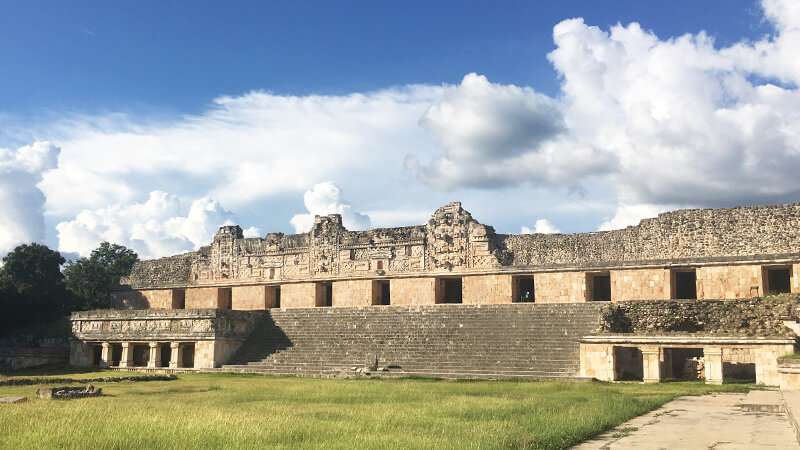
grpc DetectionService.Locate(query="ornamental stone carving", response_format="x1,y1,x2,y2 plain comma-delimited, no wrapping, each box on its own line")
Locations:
119,202,800,289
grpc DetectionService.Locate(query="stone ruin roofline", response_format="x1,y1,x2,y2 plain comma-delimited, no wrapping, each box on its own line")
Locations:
118,201,800,289
141,201,800,252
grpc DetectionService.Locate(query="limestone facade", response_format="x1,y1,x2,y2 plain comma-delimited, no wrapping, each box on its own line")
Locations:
69,309,262,369
112,202,800,309
74,202,800,385
580,335,795,385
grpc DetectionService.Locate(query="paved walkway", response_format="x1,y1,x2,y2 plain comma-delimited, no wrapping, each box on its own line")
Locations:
573,391,799,449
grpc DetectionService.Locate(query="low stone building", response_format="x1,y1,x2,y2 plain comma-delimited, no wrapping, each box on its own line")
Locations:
70,202,800,384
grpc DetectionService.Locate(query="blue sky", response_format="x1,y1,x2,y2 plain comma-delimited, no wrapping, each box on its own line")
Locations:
2,0,800,260
0,1,768,116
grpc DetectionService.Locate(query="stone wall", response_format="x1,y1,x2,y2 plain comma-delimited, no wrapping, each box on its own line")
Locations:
696,265,762,299
462,274,512,304
503,203,800,268
533,271,587,303
580,338,795,385
231,285,267,310
280,282,321,308
610,269,670,302
0,338,69,371
597,297,800,336
71,309,263,342
185,287,230,309
119,202,800,290
123,253,194,288
332,280,375,307
390,277,437,306
111,289,184,309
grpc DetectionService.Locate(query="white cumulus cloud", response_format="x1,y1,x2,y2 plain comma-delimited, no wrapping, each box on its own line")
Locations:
549,6,800,218
0,141,60,258
5,0,800,252
406,73,615,191
521,219,561,234
597,203,673,231
290,182,371,233
55,190,244,259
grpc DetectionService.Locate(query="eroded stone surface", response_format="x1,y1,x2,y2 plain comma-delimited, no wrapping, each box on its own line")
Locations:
573,392,799,449
117,202,800,291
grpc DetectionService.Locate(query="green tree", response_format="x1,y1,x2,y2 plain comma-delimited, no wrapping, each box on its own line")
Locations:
0,243,70,329
0,243,66,298
64,242,138,310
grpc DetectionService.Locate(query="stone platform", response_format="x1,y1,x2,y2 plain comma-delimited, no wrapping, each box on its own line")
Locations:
220,303,604,379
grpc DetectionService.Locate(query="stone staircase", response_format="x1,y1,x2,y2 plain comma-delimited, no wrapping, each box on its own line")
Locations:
218,303,604,379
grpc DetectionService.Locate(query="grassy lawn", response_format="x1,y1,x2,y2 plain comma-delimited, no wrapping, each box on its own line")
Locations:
0,370,753,449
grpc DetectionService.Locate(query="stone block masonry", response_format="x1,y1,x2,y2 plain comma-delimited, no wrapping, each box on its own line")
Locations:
597,297,800,336
69,309,264,369
462,274,513,304
119,202,800,291
69,202,800,383
222,303,606,379
389,277,437,306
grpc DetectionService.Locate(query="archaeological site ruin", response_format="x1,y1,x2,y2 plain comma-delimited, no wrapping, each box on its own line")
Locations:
70,202,800,386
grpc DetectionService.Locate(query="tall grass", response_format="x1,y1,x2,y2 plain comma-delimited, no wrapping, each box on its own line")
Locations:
0,371,752,449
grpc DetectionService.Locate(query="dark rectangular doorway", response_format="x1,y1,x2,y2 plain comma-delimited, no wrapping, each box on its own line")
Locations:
674,270,697,299
93,345,102,366
442,278,463,304
614,347,643,381
591,274,611,301
159,343,171,367
374,280,390,305
515,276,535,303
663,348,704,380
111,343,122,366
766,267,791,295
182,343,195,368
218,288,232,309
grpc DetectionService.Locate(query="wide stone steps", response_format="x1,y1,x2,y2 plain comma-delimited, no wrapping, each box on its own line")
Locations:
220,303,603,379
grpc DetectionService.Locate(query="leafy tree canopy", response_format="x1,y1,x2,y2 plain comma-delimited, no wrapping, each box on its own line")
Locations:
0,243,69,329
0,243,66,297
64,242,138,310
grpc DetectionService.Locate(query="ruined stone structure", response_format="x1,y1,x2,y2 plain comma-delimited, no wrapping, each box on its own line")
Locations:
70,202,800,383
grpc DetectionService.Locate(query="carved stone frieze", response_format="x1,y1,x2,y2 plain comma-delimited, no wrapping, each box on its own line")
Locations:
121,202,800,289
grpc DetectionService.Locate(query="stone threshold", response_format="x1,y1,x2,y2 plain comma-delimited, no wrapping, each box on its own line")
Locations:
581,334,796,345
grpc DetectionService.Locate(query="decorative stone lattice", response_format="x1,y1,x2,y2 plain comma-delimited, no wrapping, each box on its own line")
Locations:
120,202,800,289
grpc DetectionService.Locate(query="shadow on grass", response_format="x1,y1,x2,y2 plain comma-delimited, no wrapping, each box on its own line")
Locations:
0,364,107,378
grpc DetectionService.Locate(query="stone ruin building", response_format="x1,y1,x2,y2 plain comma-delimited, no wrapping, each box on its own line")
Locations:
70,202,800,385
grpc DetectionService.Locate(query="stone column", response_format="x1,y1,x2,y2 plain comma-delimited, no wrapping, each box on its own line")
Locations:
704,347,724,385
169,342,183,368
147,342,160,368
119,342,134,368
641,346,662,383
100,342,112,368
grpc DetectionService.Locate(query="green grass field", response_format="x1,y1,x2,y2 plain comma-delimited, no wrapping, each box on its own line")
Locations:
0,370,753,449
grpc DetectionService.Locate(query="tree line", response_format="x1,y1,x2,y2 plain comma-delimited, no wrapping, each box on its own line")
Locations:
0,242,138,332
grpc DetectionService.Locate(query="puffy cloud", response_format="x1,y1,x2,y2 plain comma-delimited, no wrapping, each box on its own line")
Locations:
242,227,262,238
549,7,800,211
36,86,443,218
409,0,800,222
55,191,243,259
597,203,674,231
521,219,561,234
407,73,615,190
0,142,60,257
290,182,371,233
8,0,800,253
